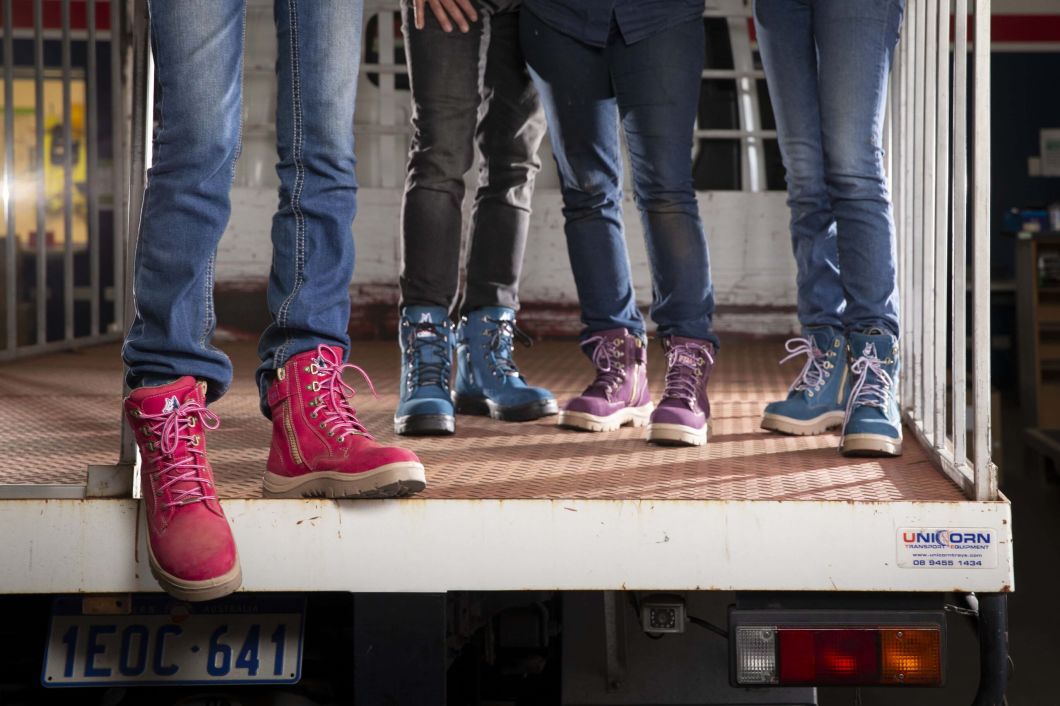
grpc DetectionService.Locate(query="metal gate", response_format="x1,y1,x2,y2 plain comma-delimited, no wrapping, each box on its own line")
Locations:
890,0,996,501
0,0,127,360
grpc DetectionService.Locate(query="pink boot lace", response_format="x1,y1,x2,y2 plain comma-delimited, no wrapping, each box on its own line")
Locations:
307,344,378,443
137,400,220,508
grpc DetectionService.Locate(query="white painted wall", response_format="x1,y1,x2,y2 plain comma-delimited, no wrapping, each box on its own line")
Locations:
218,187,799,333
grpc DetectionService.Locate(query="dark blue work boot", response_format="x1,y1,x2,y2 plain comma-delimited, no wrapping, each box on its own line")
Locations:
840,330,902,457
453,307,559,422
761,327,850,436
394,306,456,436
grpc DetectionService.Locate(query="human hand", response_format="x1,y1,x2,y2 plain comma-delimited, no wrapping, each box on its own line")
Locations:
413,0,478,32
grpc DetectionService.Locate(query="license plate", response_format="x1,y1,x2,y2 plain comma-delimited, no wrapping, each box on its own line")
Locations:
42,595,304,687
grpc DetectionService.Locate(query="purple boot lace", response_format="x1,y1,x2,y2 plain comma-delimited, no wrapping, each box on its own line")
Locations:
662,342,714,408
779,336,829,394
582,335,627,398
843,342,895,433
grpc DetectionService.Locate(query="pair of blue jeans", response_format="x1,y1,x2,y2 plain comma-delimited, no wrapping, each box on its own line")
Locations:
520,10,719,347
754,0,905,336
122,0,362,413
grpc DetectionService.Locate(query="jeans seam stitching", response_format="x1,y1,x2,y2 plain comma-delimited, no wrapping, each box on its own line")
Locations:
275,0,306,368
230,3,247,186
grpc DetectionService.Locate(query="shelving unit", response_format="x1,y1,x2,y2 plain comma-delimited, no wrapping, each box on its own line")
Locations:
1014,231,1060,471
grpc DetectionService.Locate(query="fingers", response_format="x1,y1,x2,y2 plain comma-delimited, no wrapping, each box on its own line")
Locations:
453,0,478,26
414,0,426,30
425,0,477,33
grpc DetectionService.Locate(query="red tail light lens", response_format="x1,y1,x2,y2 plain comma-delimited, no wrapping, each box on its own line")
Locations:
733,622,944,687
778,629,879,684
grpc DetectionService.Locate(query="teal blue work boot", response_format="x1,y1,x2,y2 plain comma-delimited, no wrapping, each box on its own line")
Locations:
394,306,456,436
761,327,850,435
840,330,902,457
453,307,558,422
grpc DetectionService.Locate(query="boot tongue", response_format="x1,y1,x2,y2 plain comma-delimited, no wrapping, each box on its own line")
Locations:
128,377,202,416
128,377,214,508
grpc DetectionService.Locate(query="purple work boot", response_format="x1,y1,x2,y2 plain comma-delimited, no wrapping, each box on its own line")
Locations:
557,328,653,432
646,336,715,446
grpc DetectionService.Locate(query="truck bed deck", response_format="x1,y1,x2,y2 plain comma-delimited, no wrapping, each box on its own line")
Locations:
0,338,1012,594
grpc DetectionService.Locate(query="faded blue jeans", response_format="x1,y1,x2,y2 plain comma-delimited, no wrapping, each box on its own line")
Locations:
754,0,904,336
520,11,719,347
122,0,362,414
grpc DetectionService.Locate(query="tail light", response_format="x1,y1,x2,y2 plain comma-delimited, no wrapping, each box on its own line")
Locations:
731,611,945,687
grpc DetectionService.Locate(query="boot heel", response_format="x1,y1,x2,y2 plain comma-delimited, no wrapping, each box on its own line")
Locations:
453,393,492,417
626,403,655,428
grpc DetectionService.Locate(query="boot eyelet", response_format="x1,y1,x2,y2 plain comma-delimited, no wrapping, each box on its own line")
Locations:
132,409,142,417
807,391,815,398
311,411,318,419
328,431,335,437
319,422,327,429
187,417,196,427
141,425,150,435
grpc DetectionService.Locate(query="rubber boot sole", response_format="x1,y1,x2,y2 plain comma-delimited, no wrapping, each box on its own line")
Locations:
394,413,455,436
760,410,845,436
453,394,559,422
263,462,427,499
647,422,709,447
147,541,242,603
557,403,654,433
840,433,903,457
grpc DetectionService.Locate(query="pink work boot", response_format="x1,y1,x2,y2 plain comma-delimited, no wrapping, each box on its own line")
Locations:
124,378,241,602
264,345,427,498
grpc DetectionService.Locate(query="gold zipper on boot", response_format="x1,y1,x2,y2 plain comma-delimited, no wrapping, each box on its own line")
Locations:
282,400,304,466
836,365,850,405
629,365,643,406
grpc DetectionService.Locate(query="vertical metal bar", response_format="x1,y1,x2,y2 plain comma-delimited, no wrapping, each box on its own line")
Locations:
3,0,16,353
111,0,126,335
972,0,993,500
378,10,397,189
921,0,938,444
62,0,74,341
952,0,969,469
900,14,914,411
728,17,763,193
912,0,925,425
34,0,46,345
121,0,153,470
87,0,101,336
934,0,951,448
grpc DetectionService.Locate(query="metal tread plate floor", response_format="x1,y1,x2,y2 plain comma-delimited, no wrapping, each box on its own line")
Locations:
0,338,1014,594
0,338,963,502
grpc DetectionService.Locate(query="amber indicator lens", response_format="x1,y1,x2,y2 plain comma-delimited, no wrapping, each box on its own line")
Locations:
880,627,943,685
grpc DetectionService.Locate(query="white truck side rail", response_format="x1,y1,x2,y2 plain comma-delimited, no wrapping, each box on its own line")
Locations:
892,0,997,501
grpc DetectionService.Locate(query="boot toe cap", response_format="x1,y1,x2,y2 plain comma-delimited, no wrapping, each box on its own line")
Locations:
396,396,454,420
153,507,238,582
650,404,705,428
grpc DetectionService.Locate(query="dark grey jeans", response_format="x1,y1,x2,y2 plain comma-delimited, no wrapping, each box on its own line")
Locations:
398,0,546,316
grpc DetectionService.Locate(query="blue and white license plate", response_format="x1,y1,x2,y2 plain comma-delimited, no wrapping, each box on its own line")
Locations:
42,595,304,687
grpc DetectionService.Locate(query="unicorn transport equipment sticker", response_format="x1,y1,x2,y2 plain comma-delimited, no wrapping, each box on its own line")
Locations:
897,527,998,569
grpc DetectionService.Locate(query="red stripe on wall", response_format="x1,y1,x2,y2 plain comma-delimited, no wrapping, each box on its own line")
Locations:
0,1,111,32
748,14,1060,45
